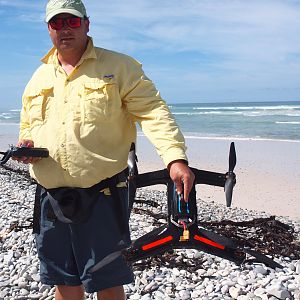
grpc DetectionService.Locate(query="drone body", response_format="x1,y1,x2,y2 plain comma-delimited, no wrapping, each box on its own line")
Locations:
124,142,283,270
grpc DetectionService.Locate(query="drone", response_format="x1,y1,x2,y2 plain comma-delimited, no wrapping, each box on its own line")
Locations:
0,143,283,269
124,142,283,269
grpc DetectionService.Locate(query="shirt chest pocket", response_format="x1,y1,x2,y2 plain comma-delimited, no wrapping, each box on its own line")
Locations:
79,79,120,123
27,87,54,127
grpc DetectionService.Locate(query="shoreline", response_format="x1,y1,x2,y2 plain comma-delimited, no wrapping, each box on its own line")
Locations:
136,135,300,221
0,126,299,220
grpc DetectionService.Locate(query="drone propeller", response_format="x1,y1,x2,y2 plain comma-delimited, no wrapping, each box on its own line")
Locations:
127,143,138,211
128,143,138,176
224,142,236,207
228,142,236,172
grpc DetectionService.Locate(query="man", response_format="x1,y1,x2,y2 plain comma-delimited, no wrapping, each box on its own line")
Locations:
18,0,195,299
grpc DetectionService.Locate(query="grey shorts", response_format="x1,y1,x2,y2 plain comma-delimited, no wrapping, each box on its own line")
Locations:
35,187,134,293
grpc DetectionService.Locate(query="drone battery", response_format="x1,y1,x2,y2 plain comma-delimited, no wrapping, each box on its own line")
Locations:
170,185,196,223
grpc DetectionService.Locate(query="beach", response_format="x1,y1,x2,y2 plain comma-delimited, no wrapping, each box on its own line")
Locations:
0,124,19,149
0,125,299,220
1,127,300,299
136,135,300,221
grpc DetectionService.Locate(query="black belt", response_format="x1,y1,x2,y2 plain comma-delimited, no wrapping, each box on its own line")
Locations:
33,169,128,233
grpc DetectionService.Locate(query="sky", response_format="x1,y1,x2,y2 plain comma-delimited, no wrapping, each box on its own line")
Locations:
0,0,300,110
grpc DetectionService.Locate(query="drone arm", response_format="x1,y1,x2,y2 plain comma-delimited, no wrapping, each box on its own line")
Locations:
135,169,170,188
134,168,227,189
191,168,227,187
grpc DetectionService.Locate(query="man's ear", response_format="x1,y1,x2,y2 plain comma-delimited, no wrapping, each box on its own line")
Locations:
47,23,51,34
84,18,90,33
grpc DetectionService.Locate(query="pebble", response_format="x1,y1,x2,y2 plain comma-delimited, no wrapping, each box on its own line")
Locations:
254,266,268,275
229,286,241,298
266,284,292,299
0,164,299,299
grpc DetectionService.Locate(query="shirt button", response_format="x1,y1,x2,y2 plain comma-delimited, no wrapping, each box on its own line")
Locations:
61,143,65,147
62,121,65,125
64,100,68,103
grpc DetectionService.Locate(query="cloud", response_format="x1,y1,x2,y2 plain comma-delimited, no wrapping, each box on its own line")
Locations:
0,0,299,106
87,0,300,62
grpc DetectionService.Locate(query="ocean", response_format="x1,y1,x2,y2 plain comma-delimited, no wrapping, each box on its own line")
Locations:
170,101,300,141
1,101,300,142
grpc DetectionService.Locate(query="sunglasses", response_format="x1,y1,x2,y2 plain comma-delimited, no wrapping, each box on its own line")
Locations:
48,16,82,30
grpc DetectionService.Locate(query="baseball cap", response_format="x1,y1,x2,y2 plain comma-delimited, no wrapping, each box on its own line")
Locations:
45,0,88,22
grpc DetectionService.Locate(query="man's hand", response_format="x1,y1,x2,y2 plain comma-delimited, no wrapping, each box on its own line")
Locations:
12,140,41,164
168,160,195,202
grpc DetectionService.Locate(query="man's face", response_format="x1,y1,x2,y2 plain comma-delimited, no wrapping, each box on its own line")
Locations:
48,13,90,53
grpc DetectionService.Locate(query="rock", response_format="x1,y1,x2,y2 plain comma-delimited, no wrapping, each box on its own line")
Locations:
221,284,229,294
144,281,158,292
205,284,214,293
0,184,300,300
27,294,43,300
229,286,241,299
172,268,180,276
296,262,300,275
178,290,191,300
3,251,14,265
254,287,267,296
31,274,40,282
129,294,140,300
267,285,292,299
19,288,29,296
254,266,268,275
237,277,247,286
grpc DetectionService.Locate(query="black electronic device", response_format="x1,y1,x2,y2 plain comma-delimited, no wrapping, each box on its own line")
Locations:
0,146,49,165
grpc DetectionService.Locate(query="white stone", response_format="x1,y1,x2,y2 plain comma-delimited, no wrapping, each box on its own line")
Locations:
154,290,165,298
229,286,241,299
191,290,201,298
39,284,51,293
237,296,250,300
222,279,235,287
196,269,206,276
3,251,14,265
20,288,29,296
237,277,247,286
17,278,27,288
144,281,158,292
178,290,191,300
172,268,180,276
27,294,43,300
175,285,185,291
221,284,229,294
296,262,300,275
254,287,266,296
129,293,140,300
267,286,291,299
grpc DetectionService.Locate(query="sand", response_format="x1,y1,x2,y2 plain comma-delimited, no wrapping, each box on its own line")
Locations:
136,135,300,220
0,124,19,148
1,125,299,220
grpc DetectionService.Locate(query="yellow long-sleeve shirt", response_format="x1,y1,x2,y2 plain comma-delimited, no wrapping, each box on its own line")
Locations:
19,38,187,188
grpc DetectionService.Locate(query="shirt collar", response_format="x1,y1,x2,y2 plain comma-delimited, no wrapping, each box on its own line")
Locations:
41,36,97,66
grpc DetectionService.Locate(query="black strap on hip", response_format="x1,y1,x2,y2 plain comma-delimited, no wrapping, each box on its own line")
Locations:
33,184,42,234
33,170,128,234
